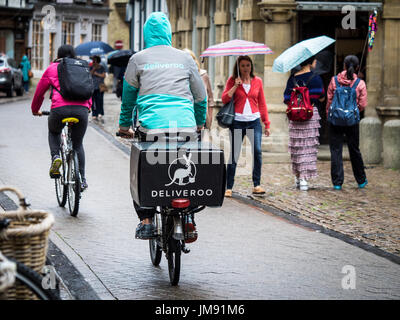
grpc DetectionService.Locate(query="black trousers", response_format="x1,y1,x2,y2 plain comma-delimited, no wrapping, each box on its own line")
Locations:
48,105,89,178
329,124,366,186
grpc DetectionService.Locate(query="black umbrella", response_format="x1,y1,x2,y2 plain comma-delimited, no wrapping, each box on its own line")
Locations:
290,50,334,76
314,50,333,75
107,50,135,67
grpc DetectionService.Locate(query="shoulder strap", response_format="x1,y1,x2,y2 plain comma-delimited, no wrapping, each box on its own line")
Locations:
351,78,361,89
292,76,299,88
305,72,317,87
334,76,341,88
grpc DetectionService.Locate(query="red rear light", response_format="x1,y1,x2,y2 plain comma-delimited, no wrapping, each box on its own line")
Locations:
0,67,11,73
171,198,190,209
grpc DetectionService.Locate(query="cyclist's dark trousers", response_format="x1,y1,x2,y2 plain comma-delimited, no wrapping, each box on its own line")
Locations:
48,105,89,178
133,129,199,221
329,123,366,186
92,89,104,117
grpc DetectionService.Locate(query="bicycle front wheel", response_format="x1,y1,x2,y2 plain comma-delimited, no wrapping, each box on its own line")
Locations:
1,261,60,300
55,150,67,207
67,151,81,217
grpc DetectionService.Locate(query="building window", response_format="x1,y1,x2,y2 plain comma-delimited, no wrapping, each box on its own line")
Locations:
62,22,75,45
49,33,56,64
32,20,43,70
92,24,102,41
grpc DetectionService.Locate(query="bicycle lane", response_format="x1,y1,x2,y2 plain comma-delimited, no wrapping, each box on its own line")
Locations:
1,99,400,300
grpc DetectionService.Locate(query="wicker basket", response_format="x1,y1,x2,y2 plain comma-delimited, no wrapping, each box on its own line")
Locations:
0,187,54,300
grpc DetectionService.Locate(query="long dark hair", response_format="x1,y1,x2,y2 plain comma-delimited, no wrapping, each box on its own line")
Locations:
343,55,359,80
57,45,76,59
232,55,255,79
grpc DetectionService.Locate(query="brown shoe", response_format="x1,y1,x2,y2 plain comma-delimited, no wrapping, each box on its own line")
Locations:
224,189,232,197
252,186,266,194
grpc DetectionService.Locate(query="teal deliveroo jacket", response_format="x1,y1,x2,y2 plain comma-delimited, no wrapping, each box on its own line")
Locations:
119,12,207,131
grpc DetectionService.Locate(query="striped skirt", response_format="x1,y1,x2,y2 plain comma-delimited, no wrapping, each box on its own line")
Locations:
288,106,321,180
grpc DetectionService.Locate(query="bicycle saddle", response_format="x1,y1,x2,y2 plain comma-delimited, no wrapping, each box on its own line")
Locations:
61,117,79,124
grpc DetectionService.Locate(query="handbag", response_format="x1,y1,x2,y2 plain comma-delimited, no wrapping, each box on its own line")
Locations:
99,83,108,93
216,96,235,128
28,70,33,78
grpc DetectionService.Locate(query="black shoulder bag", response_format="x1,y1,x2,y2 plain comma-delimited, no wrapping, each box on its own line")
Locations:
216,95,235,128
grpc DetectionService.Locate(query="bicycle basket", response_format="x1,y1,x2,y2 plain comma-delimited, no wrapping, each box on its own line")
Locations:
0,187,54,300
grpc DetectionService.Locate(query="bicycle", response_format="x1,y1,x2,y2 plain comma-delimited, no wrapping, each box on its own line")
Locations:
42,111,82,216
0,219,60,300
150,203,205,285
117,128,225,286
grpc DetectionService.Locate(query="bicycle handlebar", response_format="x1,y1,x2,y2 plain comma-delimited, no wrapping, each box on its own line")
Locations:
41,111,50,116
116,131,133,138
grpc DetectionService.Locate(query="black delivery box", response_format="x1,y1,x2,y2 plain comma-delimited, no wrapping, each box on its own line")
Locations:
130,141,226,207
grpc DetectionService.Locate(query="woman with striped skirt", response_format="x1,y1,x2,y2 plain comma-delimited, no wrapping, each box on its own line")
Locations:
283,56,325,191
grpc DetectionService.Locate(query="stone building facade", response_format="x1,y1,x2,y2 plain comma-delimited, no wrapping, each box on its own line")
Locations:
30,0,111,75
0,0,33,63
166,0,400,165
107,0,129,51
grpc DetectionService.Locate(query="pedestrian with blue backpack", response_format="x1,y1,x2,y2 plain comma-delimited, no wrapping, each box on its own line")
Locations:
326,55,368,190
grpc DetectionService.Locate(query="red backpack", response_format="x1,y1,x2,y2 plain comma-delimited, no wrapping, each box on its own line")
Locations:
286,73,316,122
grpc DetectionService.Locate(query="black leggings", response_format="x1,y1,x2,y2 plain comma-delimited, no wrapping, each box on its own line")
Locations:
48,106,89,178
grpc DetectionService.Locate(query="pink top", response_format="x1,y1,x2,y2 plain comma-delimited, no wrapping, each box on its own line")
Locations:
31,62,92,113
326,70,367,116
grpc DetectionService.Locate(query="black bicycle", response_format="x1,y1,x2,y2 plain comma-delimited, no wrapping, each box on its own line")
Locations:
0,219,60,300
150,203,205,285
117,128,219,286
42,111,82,216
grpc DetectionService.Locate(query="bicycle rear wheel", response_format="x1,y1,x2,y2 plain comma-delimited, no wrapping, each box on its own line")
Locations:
67,151,81,217
166,217,181,286
149,213,162,266
55,150,67,207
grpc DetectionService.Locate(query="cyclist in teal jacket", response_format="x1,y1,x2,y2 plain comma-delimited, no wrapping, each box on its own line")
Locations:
118,12,207,239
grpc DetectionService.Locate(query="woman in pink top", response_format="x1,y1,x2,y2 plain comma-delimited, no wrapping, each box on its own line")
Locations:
326,55,368,190
31,45,92,190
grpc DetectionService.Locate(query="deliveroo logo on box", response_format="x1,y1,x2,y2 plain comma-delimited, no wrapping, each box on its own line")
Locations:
165,153,197,186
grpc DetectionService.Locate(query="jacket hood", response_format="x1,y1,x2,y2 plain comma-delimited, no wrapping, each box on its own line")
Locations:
21,55,28,62
337,70,358,86
143,12,172,49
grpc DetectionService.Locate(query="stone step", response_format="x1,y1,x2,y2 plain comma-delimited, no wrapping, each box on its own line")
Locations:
317,144,350,161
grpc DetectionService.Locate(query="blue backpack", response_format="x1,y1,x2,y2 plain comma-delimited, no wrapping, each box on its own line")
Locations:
327,76,361,126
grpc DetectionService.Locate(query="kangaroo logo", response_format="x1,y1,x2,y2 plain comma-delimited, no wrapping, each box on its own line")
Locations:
165,153,197,186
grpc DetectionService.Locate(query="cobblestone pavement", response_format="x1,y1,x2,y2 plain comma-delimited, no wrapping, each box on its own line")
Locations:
99,93,400,258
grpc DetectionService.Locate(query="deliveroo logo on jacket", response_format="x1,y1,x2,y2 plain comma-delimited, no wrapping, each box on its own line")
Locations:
165,153,197,186
144,63,184,70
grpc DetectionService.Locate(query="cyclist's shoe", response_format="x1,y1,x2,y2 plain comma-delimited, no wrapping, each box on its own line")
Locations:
49,155,62,178
135,223,155,240
81,178,88,191
184,216,198,243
